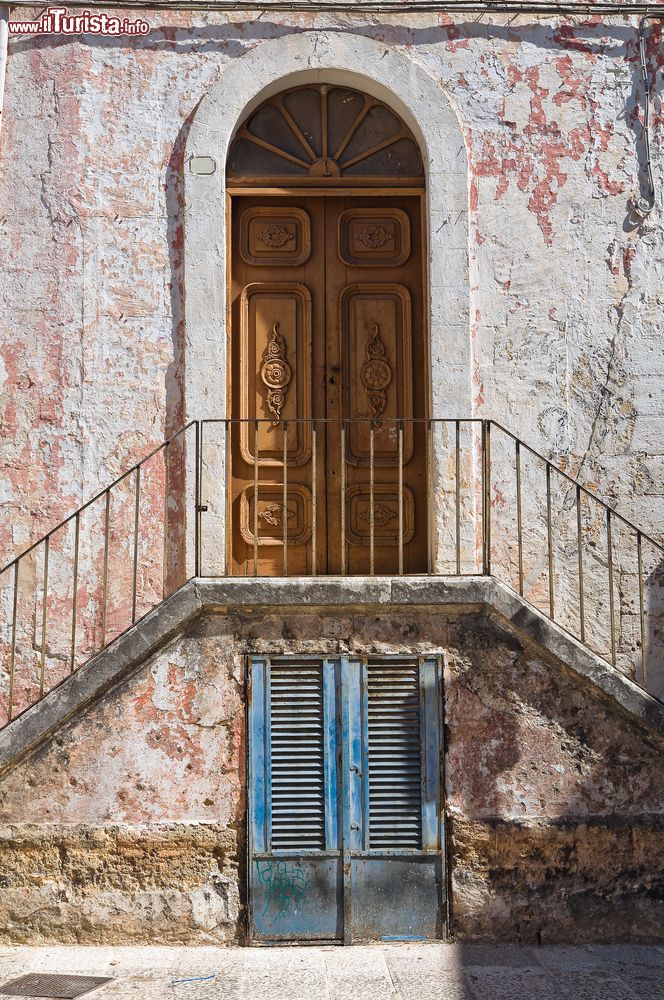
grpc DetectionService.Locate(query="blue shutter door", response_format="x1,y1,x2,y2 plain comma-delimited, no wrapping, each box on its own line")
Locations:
249,657,343,941
350,656,443,941
248,655,444,943
270,661,326,851
367,660,422,849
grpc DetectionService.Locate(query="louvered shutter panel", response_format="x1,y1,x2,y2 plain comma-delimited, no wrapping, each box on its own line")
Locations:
367,660,422,849
269,660,326,851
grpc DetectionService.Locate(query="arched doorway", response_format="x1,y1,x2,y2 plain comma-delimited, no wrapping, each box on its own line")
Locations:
227,83,429,576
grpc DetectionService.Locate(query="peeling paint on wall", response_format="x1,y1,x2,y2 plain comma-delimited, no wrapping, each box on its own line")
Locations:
1,12,663,565
1,9,663,945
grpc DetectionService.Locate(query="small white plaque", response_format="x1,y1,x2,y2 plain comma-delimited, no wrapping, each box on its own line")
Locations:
189,156,217,176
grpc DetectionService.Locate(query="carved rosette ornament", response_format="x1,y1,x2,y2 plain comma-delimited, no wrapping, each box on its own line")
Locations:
356,225,393,249
360,503,396,526
260,322,292,423
258,225,294,248
361,322,392,420
258,503,295,527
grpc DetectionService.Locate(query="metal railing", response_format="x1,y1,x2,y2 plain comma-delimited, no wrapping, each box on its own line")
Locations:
0,421,196,727
1,417,663,730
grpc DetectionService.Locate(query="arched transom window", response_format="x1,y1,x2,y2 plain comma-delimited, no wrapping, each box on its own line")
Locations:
227,83,424,184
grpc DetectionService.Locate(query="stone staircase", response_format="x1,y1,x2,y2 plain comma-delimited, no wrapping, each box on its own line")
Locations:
1,418,663,771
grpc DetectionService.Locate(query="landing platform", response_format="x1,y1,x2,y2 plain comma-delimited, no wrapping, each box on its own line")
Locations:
0,943,660,999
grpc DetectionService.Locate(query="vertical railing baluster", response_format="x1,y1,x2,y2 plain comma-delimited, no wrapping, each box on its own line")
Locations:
341,422,346,576
200,421,206,576
455,420,461,576
162,442,170,600
100,488,111,649
40,536,49,698
8,560,19,722
516,439,523,596
312,421,317,577
254,420,259,577
482,421,492,576
224,420,231,577
282,421,288,576
576,484,585,644
426,420,433,574
70,511,80,672
194,421,201,579
369,424,375,576
101,488,110,648
637,530,647,687
607,509,616,666
131,466,140,625
546,462,554,620
398,420,404,576
481,424,486,575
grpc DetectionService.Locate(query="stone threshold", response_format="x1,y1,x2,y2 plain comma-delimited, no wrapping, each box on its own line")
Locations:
1,575,663,775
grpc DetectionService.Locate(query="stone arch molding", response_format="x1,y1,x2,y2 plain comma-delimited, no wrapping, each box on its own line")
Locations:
182,31,470,573
184,31,470,421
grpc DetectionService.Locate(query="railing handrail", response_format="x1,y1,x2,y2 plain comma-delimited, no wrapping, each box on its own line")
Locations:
3,415,662,577
198,417,486,423
0,420,197,576
490,420,664,555
2,412,664,729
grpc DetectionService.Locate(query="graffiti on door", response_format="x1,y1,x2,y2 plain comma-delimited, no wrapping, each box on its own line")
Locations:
256,859,310,918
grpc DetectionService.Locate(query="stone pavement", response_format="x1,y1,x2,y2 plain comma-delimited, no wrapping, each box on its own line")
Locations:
0,944,662,1000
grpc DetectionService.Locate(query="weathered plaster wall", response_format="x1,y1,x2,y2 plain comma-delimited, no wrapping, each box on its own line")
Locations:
1,9,663,942
0,616,246,943
1,9,663,698
1,10,662,555
0,607,662,944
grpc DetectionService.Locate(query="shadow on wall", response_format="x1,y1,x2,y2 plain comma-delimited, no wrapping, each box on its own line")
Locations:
165,108,195,441
647,558,664,701
444,613,664,944
162,107,200,594
7,19,638,56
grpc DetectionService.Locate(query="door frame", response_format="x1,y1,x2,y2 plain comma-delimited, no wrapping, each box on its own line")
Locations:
183,47,471,580
225,187,431,576
245,653,447,946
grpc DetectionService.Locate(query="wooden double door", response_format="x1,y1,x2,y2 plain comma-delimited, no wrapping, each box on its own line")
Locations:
229,194,428,576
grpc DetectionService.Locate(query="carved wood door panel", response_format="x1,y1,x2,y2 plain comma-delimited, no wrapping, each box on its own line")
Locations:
323,197,427,575
230,197,326,577
229,195,427,576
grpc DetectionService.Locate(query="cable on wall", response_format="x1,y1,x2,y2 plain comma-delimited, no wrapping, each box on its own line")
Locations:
5,1,664,11
635,13,664,217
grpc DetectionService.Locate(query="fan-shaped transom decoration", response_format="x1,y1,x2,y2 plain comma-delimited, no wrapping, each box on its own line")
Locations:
227,84,424,183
